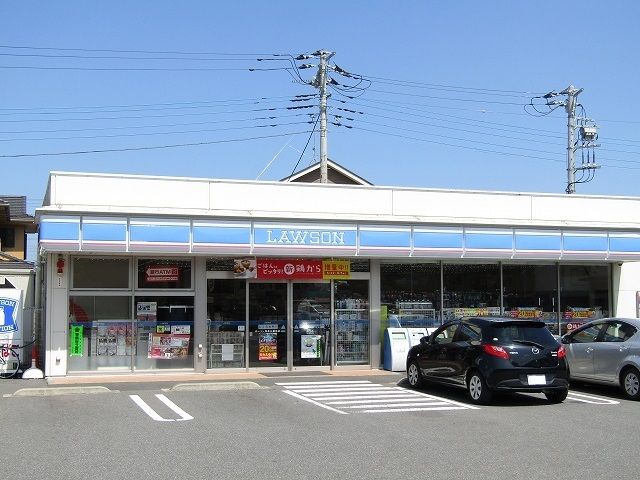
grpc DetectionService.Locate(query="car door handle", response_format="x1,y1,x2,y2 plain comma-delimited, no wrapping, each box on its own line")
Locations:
585,347,594,353
619,346,630,352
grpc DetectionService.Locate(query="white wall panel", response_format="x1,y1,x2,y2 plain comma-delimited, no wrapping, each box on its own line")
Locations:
392,190,532,223
50,173,210,211
209,182,393,217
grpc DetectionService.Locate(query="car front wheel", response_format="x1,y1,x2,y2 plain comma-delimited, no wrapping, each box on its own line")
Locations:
467,371,492,405
544,388,568,404
407,361,424,389
621,367,640,400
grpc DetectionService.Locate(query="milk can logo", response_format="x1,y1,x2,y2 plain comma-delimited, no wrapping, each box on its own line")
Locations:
0,297,19,333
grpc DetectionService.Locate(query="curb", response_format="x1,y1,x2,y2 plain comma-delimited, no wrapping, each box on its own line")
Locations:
5,386,114,398
164,381,263,392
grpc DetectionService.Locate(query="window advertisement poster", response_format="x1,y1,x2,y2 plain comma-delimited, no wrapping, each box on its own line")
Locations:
148,333,190,359
97,324,118,356
233,258,257,278
301,334,322,359
508,307,543,319
257,258,323,279
69,325,84,356
136,302,157,321
563,307,598,320
258,332,278,361
0,289,23,346
144,265,179,283
322,260,351,279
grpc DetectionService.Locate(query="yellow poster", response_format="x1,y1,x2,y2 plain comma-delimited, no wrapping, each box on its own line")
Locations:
322,260,350,279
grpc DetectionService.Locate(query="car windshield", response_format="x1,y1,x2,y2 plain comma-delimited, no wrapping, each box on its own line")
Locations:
487,322,557,348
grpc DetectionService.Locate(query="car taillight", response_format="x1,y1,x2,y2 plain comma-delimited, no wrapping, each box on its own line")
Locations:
557,345,566,359
482,344,509,360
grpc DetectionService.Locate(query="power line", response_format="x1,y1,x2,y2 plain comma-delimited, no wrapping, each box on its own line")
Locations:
0,117,315,142
0,64,293,72
0,44,289,57
0,113,311,135
0,131,312,158
0,94,317,113
0,104,315,124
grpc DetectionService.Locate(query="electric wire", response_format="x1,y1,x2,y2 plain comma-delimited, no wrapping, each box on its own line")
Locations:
0,131,313,158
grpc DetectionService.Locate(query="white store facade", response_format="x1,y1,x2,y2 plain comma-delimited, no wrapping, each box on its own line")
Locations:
37,170,640,378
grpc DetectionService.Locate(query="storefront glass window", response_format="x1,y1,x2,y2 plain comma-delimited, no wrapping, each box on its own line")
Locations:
72,257,129,289
560,264,610,335
67,295,132,371
381,263,441,328
134,296,194,370
137,259,192,289
503,264,558,332
443,263,500,321
207,279,246,369
335,280,369,365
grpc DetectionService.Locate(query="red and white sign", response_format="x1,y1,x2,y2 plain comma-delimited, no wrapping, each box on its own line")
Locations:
257,259,322,279
145,266,179,282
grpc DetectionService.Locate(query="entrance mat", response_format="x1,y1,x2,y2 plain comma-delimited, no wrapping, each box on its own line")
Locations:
261,372,331,378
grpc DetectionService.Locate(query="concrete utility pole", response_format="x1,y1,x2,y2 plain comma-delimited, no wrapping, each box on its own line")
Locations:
312,50,335,183
563,85,583,194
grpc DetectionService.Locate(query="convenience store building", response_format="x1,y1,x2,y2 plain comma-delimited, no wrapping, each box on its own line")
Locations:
37,167,640,377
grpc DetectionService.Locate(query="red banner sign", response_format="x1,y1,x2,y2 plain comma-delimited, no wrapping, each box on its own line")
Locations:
145,266,179,282
257,259,322,279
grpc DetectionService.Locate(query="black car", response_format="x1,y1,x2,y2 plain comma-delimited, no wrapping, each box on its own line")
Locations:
406,317,569,405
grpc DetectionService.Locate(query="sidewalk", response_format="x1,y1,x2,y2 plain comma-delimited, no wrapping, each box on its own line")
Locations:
1,368,401,397
47,368,397,385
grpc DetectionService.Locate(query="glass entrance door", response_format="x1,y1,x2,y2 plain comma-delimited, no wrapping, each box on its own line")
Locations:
248,283,287,368
293,282,331,367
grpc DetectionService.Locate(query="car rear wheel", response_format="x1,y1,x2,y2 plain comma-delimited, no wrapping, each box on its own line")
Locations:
407,361,424,389
621,367,640,400
544,388,568,404
467,371,492,405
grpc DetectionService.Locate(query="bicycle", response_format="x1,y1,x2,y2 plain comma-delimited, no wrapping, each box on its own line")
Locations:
0,339,36,379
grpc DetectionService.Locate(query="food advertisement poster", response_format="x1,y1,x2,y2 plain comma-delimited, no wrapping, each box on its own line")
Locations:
233,258,256,278
509,307,543,319
148,333,190,359
257,259,322,279
301,335,321,359
258,332,278,361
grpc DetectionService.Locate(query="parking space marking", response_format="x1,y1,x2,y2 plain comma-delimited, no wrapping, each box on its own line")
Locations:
277,381,478,414
129,394,194,422
566,392,620,405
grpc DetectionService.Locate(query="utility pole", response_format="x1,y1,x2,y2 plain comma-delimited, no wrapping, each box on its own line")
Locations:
563,85,583,194
313,50,335,183
543,85,599,194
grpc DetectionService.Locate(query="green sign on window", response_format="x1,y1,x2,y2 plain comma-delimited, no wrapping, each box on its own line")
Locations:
70,325,84,356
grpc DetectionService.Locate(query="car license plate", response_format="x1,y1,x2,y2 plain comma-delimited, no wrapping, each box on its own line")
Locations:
527,374,546,385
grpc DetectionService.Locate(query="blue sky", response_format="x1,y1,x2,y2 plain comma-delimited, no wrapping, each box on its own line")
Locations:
2,0,639,223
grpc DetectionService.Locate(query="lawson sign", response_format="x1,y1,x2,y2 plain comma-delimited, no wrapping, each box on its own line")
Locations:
254,224,357,250
0,290,22,341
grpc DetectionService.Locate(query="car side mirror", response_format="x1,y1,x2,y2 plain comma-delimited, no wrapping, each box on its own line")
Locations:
561,335,570,345
420,336,430,345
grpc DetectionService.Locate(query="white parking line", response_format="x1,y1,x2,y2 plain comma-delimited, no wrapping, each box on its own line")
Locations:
283,390,348,415
129,394,194,422
278,381,478,414
567,392,620,405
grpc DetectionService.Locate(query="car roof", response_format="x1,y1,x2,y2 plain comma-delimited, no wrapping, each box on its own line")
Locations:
580,317,640,328
460,316,545,326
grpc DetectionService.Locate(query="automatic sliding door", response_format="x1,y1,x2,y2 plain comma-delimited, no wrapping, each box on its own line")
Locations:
293,282,331,367
249,283,287,368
